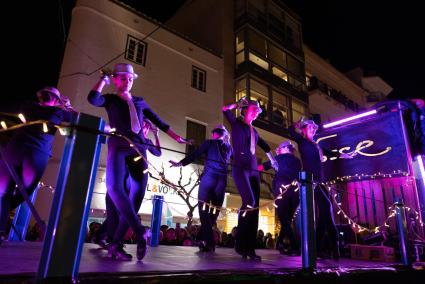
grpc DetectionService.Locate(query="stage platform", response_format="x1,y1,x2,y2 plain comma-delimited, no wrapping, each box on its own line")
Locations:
0,242,424,283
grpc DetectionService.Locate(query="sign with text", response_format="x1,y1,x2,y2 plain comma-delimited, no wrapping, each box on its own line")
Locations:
316,111,410,181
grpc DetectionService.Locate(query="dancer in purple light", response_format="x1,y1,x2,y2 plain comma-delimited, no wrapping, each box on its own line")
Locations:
170,124,232,252
0,87,75,244
289,118,354,260
87,63,189,260
222,97,278,261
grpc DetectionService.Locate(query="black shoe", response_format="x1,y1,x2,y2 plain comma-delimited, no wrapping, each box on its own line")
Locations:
243,251,261,261
199,241,214,252
108,243,132,261
96,238,110,250
137,237,147,260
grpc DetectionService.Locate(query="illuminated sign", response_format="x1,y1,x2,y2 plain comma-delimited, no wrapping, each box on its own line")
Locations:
316,111,410,181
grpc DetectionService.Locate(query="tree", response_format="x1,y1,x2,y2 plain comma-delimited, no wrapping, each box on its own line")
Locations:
158,166,201,228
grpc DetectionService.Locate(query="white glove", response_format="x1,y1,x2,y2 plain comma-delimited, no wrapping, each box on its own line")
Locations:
266,152,278,171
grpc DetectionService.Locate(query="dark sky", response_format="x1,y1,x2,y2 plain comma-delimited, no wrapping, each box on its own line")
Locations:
5,0,422,106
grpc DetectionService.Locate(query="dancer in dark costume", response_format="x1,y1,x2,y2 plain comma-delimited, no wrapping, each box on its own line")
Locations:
222,97,278,261
0,87,75,244
258,140,301,255
289,119,354,260
170,125,232,252
88,63,188,260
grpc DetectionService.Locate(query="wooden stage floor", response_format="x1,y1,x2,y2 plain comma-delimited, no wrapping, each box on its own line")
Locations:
0,242,423,283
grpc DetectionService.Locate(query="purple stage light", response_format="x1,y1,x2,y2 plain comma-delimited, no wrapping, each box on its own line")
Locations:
323,110,377,129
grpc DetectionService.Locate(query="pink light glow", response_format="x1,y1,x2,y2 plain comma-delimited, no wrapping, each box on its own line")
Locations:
323,110,377,129
418,155,425,187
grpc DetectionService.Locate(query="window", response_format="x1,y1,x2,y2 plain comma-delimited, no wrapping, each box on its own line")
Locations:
191,66,207,92
250,80,269,121
235,30,245,66
248,30,267,57
125,35,147,65
272,66,288,81
186,120,207,164
272,90,288,127
268,44,287,68
287,55,303,78
249,53,269,70
292,99,307,123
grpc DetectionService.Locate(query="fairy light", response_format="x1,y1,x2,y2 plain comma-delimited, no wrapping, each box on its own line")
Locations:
58,127,67,136
143,169,149,174
1,121,7,129
202,202,207,211
273,203,278,208
133,156,142,162
18,113,26,123
42,123,48,133
266,207,270,213
242,211,247,217
212,207,217,214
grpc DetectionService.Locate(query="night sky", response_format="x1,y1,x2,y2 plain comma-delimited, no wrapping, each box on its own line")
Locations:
5,0,422,106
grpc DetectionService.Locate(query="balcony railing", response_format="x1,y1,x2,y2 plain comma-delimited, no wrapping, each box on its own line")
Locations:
308,76,361,112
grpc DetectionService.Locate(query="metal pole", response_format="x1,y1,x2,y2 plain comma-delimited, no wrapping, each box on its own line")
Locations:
150,195,164,247
394,197,411,266
299,171,316,270
8,185,40,241
37,113,105,281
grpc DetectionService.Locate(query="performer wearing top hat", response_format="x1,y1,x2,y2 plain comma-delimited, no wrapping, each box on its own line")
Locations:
289,118,354,260
222,97,278,261
170,124,232,252
259,141,301,255
87,63,189,260
0,87,75,244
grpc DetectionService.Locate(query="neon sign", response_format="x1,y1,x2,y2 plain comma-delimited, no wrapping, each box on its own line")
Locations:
317,134,392,162
317,111,409,180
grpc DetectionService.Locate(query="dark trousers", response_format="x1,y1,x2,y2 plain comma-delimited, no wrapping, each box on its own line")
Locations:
197,170,227,247
274,180,299,251
105,143,146,243
104,169,148,242
315,184,338,252
0,146,49,233
232,163,260,254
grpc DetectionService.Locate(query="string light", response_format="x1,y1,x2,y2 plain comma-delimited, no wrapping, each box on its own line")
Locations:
42,123,48,133
1,121,7,129
58,127,67,136
18,113,26,123
133,156,142,162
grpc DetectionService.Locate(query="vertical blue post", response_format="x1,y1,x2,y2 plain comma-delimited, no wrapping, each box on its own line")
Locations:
150,195,164,247
299,171,316,270
8,186,40,241
394,198,411,266
37,113,105,281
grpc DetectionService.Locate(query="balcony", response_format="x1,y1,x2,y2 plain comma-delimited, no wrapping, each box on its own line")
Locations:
308,76,361,112
236,60,308,104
